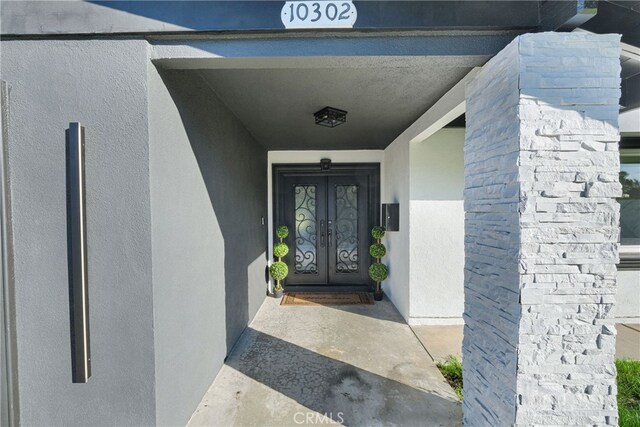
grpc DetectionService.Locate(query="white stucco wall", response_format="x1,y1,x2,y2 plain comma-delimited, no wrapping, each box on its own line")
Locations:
617,271,640,322
409,128,465,324
383,140,411,319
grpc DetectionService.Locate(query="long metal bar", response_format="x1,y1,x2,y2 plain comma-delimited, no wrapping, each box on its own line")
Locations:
1,80,19,426
66,122,90,383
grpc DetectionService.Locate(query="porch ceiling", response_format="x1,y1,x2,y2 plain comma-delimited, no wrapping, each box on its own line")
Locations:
197,59,480,150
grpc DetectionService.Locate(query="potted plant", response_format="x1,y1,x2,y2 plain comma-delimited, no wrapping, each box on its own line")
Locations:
369,226,388,301
270,225,290,298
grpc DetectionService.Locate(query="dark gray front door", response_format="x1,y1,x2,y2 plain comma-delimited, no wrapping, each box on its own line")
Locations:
275,164,379,289
282,175,328,285
326,175,369,285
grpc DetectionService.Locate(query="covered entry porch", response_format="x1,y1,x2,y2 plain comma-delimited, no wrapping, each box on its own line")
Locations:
149,31,627,426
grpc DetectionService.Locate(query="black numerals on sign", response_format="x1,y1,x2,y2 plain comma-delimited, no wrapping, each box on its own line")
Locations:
339,3,351,20
326,3,338,20
311,2,321,21
288,2,352,22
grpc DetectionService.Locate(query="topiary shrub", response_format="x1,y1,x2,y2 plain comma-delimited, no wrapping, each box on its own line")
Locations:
369,263,388,283
270,261,288,290
270,225,290,295
369,243,386,259
276,225,289,240
273,242,289,258
371,226,386,240
270,261,288,280
370,226,388,301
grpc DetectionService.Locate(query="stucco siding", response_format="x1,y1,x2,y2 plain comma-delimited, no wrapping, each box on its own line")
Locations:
149,67,267,426
617,270,640,322
0,39,156,426
383,138,410,320
409,128,465,324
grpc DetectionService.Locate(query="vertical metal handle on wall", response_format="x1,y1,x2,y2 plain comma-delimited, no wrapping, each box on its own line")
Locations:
66,122,91,383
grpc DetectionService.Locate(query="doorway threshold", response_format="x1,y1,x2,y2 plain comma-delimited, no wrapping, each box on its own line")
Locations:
284,285,372,293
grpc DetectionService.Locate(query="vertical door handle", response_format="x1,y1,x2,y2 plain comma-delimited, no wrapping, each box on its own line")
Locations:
320,220,325,247
67,122,91,383
328,220,333,247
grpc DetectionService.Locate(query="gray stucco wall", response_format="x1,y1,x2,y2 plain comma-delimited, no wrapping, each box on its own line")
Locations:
148,67,267,426
0,39,156,425
0,38,268,425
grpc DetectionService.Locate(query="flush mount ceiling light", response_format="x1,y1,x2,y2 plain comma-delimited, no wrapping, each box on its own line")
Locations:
314,106,347,128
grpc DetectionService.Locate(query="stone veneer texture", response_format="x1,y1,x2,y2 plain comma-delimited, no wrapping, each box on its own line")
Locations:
463,32,621,426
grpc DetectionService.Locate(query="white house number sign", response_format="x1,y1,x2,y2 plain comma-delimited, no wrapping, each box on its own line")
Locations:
281,1,357,29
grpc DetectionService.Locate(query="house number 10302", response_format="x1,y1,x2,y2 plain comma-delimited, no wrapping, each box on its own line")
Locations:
281,1,357,29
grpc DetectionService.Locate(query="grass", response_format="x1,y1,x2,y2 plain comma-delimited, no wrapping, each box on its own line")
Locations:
436,356,640,425
617,359,640,427
436,355,463,400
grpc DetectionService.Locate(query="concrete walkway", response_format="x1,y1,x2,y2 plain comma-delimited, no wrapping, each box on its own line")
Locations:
188,297,462,426
617,324,640,360
411,323,640,362
410,326,464,363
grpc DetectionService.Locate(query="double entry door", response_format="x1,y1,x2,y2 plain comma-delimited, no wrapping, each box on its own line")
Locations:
275,164,379,289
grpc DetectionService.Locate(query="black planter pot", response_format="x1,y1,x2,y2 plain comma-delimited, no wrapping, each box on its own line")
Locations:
373,282,384,301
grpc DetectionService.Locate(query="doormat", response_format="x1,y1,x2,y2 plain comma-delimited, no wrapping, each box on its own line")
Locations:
281,292,374,306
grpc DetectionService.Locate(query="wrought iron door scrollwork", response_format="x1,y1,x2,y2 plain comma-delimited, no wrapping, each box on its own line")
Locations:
335,185,359,273
294,185,318,274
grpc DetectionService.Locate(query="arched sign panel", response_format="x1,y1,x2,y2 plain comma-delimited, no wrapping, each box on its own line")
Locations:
281,1,357,29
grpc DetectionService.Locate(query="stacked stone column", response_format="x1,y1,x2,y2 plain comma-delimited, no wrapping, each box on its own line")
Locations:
463,32,621,426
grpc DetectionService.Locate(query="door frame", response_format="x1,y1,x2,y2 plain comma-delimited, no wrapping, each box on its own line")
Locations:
272,162,381,292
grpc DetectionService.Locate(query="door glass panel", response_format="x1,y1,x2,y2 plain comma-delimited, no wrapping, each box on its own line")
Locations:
335,185,359,273
294,185,318,274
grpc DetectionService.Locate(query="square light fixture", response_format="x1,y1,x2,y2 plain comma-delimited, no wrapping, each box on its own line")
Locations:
321,158,332,170
314,106,347,128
